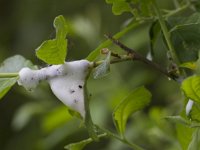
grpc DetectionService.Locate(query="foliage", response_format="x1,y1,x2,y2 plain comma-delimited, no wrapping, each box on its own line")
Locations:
0,55,35,99
36,15,69,64
93,51,111,79
113,86,151,136
182,76,200,103
1,0,200,150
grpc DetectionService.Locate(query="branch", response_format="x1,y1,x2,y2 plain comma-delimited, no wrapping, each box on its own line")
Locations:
86,20,146,61
96,125,144,150
165,2,190,18
152,1,180,66
105,34,177,80
0,73,19,78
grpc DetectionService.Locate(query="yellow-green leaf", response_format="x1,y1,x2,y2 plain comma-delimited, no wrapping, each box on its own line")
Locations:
113,86,151,135
36,15,68,64
188,128,200,150
64,134,106,150
180,62,196,70
181,76,200,103
0,78,18,99
64,138,92,150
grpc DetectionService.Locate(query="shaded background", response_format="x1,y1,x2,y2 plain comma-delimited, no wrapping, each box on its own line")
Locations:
0,0,184,150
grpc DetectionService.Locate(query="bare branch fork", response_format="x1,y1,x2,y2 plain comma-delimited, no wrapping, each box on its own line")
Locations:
105,34,177,80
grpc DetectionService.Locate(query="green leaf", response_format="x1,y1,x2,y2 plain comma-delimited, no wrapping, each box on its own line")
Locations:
0,55,35,100
169,13,200,62
190,102,200,122
188,128,200,150
54,15,69,40
149,21,161,58
176,124,194,150
93,51,111,79
36,15,68,64
180,62,197,70
181,76,200,103
64,138,92,150
105,0,131,15
105,0,152,16
42,106,72,133
36,39,67,65
113,86,151,135
0,78,18,99
112,2,131,15
64,134,106,150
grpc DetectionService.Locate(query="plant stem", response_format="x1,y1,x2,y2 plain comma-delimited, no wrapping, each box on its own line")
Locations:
64,133,107,149
84,74,99,141
96,125,144,150
104,35,177,80
94,54,132,66
152,1,180,65
0,73,19,78
165,3,190,18
173,0,181,8
86,20,146,61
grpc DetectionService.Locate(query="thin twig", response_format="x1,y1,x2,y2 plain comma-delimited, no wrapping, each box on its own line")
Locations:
95,125,144,150
101,48,121,59
105,34,177,80
165,3,190,18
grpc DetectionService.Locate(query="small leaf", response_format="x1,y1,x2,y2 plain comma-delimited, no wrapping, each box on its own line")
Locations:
54,15,69,40
149,21,161,59
64,138,92,150
188,128,200,150
36,39,67,65
105,0,152,16
93,51,111,79
111,2,131,15
180,62,197,70
0,55,35,100
64,134,106,150
181,76,200,103
0,78,18,99
42,106,72,133
36,15,68,64
105,0,131,15
113,86,151,135
190,102,200,122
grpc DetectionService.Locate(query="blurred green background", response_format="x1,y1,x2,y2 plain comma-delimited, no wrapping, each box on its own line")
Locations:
0,0,183,150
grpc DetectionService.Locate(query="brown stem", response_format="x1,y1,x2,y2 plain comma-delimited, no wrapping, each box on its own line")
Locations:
105,34,177,80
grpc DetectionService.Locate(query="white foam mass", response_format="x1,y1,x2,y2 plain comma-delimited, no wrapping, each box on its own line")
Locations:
186,99,194,116
18,60,91,118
